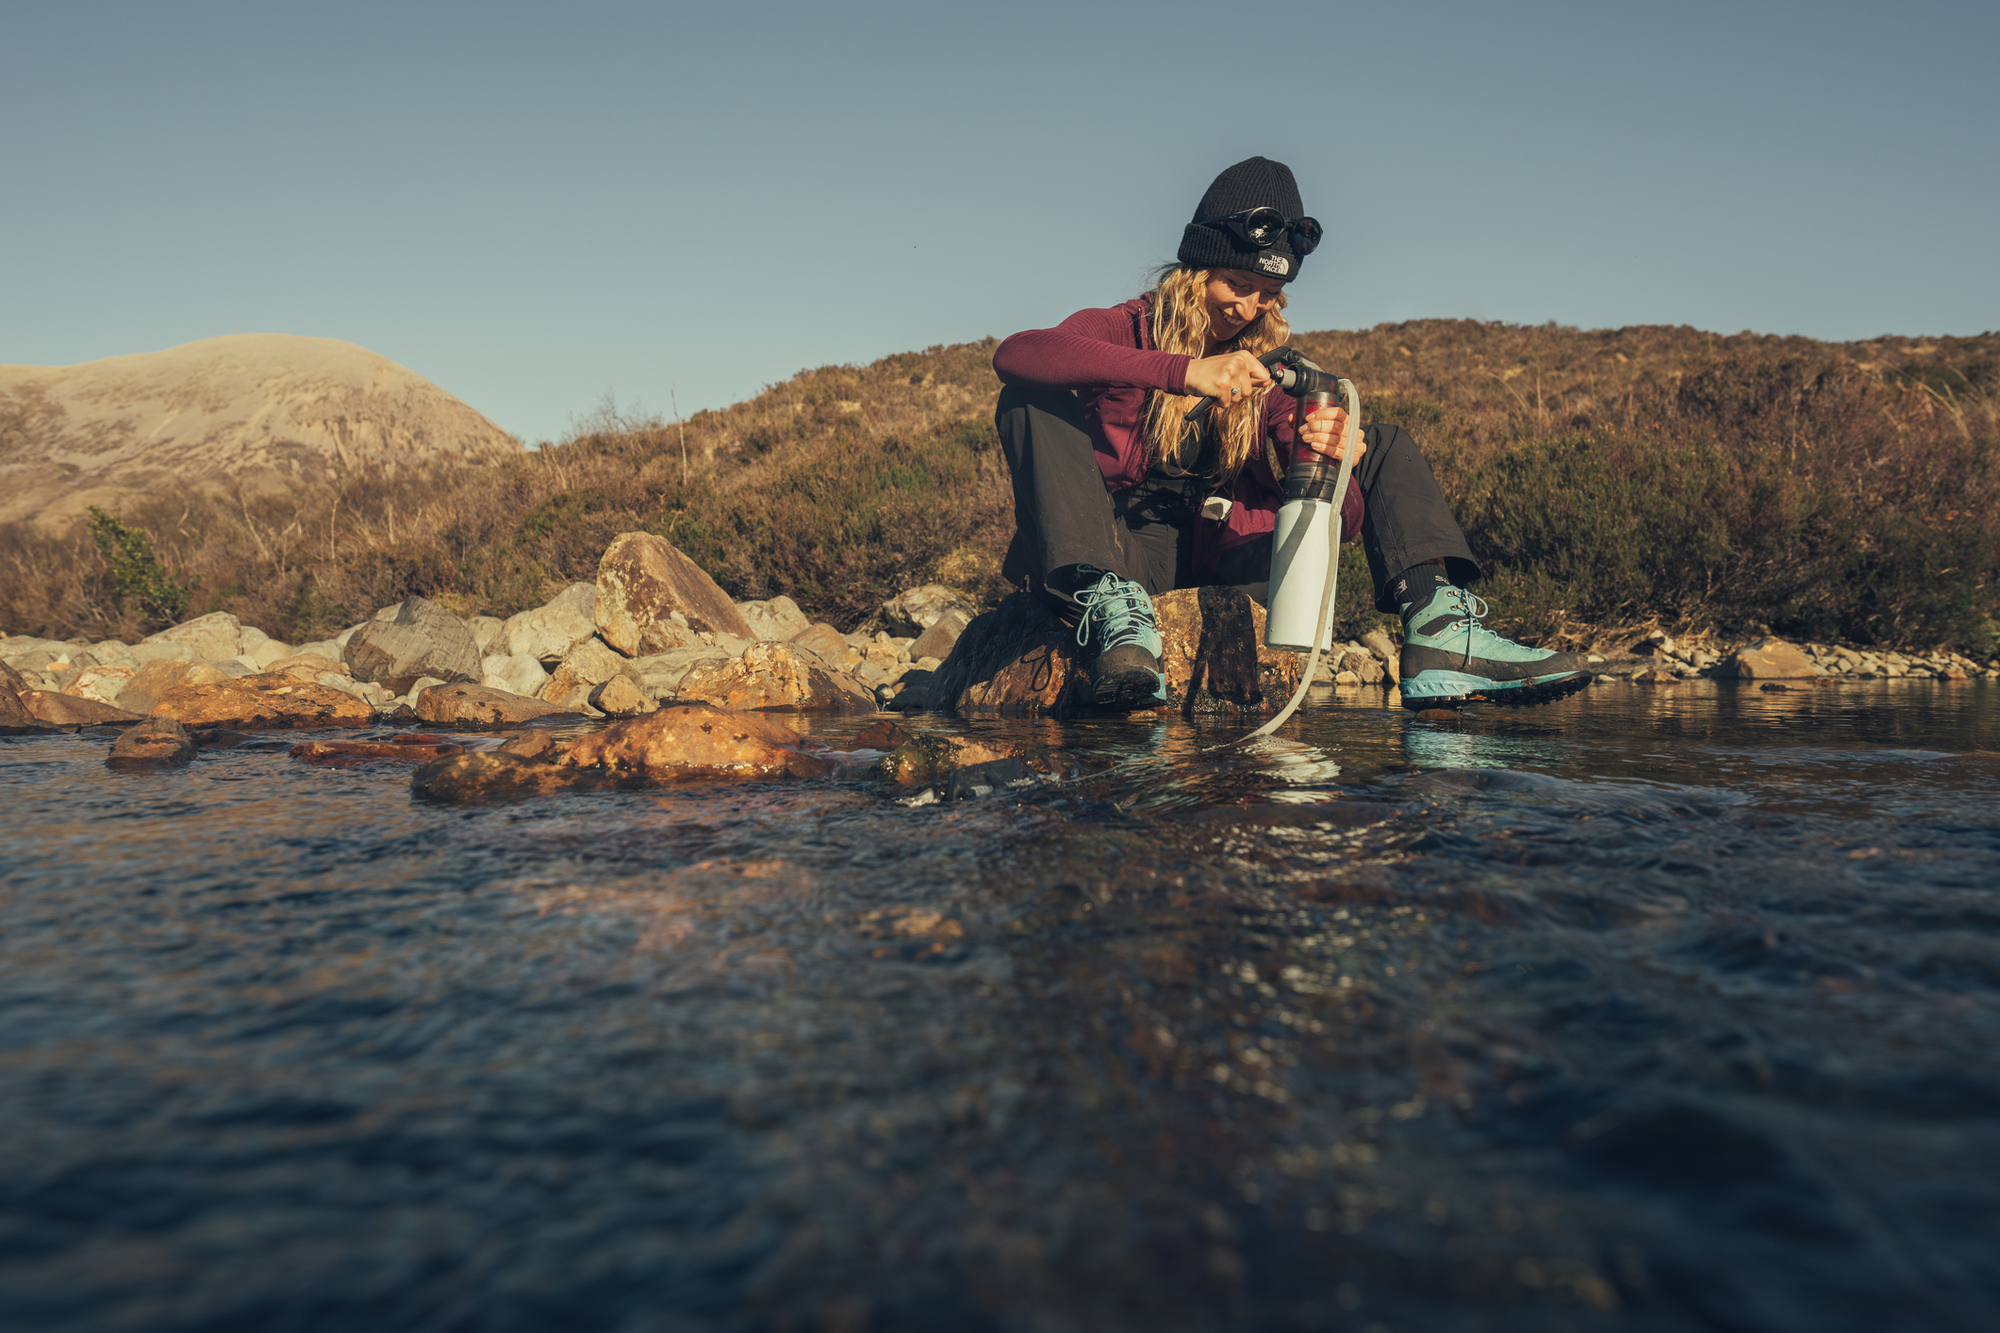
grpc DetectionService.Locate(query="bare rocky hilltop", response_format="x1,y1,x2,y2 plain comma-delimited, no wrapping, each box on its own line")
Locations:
0,333,522,527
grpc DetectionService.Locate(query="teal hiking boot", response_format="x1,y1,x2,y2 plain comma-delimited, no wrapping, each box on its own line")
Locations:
1073,568,1168,710
1398,586,1591,709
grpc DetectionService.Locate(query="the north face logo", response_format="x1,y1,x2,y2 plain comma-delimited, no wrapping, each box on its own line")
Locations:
1256,252,1290,276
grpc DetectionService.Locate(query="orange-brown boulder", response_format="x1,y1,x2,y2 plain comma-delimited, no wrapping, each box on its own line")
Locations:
25,691,143,726
928,587,1299,718
1719,638,1819,680
595,531,755,656
119,659,230,715
107,717,196,768
414,682,569,728
150,672,375,729
2,673,57,734
558,703,838,781
789,622,856,667
675,642,876,713
875,732,1024,786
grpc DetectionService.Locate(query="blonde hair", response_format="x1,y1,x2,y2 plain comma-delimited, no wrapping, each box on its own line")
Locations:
1142,265,1290,481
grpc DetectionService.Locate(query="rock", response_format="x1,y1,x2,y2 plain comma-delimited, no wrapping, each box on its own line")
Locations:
629,646,729,697
290,734,466,766
87,640,139,669
126,640,199,666
589,674,658,717
711,631,752,657
497,583,599,662
25,691,142,726
481,652,553,698
907,608,970,663
149,672,376,729
928,587,1298,718
558,703,838,781
107,717,196,768
1719,638,1819,680
1631,667,1680,684
62,665,135,706
1,661,60,734
595,531,755,656
344,596,481,693
876,732,1024,786
880,585,978,636
1413,708,1462,722
242,636,292,670
119,659,230,715
410,750,596,803
268,652,349,682
675,642,878,714
540,637,634,710
466,615,505,655
736,595,810,642
1360,628,1401,685
142,611,242,663
496,731,558,761
296,638,346,662
413,683,570,728
214,659,256,679
789,622,856,667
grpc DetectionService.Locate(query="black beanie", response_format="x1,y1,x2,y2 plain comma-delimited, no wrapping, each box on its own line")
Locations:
1177,156,1307,282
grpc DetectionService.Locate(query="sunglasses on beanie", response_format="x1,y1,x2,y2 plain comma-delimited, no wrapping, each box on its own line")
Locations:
1193,207,1323,256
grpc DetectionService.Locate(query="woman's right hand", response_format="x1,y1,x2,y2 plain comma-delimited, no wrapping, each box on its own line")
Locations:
1183,350,1273,403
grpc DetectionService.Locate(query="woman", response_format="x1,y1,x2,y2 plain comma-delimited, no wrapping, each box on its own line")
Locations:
993,155,1590,711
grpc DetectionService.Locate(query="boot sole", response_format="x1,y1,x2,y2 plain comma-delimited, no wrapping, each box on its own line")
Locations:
1093,667,1168,711
1399,670,1592,711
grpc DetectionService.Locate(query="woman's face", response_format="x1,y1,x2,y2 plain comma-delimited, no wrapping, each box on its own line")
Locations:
1203,269,1286,345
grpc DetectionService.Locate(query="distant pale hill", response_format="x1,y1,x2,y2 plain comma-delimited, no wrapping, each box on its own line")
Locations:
0,334,522,526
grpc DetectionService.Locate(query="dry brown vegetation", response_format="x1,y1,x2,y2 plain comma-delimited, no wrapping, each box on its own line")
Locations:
3,322,1995,655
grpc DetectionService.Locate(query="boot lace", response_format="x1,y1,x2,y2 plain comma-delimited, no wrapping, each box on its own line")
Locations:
1074,572,1156,653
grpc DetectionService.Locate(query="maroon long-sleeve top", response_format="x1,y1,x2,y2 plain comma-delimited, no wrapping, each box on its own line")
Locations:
992,297,1365,577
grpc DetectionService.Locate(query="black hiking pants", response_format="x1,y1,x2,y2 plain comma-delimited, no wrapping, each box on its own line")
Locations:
995,383,1478,614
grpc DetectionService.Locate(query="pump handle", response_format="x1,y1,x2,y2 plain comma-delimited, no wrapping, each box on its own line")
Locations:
1183,348,1297,426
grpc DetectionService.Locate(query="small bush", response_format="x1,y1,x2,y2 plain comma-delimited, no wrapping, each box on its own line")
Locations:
86,506,196,627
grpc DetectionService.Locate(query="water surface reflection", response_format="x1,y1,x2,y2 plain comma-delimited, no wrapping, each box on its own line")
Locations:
2,681,1996,1331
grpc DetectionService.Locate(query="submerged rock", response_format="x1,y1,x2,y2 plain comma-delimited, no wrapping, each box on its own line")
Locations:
676,642,876,713
928,587,1300,718
290,734,466,766
149,672,375,729
595,532,754,656
559,703,839,781
344,596,481,693
107,717,195,768
410,750,597,803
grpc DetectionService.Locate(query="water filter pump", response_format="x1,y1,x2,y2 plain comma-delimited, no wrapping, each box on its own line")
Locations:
1184,346,1361,737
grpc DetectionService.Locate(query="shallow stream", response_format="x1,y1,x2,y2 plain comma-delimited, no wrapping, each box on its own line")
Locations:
3,681,1998,1332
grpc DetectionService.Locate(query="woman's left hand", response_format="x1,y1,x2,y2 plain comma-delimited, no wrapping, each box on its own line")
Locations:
1298,405,1365,463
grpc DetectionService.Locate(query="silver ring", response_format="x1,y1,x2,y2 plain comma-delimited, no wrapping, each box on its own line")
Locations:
1230,387,1242,397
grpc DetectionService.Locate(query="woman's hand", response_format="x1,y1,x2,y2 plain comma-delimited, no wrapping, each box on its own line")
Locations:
1183,350,1273,403
1298,404,1366,464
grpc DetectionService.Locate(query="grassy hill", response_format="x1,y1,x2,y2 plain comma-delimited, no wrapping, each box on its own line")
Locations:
3,322,1995,654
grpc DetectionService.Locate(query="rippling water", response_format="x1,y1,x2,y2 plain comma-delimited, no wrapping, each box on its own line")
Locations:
3,681,1997,1332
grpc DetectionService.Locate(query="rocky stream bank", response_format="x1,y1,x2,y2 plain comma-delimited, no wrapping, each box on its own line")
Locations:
6,530,1996,790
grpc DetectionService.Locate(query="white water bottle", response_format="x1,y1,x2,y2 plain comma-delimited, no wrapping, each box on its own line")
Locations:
1264,389,1343,652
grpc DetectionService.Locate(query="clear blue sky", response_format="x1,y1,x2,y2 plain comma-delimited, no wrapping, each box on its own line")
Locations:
5,0,1994,445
